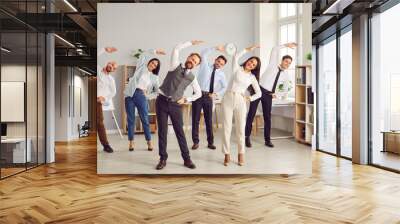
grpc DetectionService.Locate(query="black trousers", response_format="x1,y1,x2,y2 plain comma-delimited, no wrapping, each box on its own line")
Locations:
156,95,191,161
192,94,214,145
245,87,273,142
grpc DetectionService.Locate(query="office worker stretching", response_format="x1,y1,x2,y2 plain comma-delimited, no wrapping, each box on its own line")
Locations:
124,48,165,152
245,42,297,148
191,45,227,150
97,47,118,153
155,40,203,170
221,45,262,166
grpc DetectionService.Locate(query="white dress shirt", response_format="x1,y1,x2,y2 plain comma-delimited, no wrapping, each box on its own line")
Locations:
159,41,202,102
259,45,290,92
225,49,261,102
97,48,117,110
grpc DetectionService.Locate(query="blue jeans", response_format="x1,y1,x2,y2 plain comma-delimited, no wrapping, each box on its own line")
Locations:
125,89,151,141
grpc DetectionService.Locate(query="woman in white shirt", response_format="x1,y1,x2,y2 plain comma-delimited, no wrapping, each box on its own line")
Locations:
221,45,262,166
123,49,165,152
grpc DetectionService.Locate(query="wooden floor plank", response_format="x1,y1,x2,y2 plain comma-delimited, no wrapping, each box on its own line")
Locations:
0,135,399,223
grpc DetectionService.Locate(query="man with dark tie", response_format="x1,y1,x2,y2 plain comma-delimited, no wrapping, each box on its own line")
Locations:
191,45,227,150
155,40,203,170
245,42,297,148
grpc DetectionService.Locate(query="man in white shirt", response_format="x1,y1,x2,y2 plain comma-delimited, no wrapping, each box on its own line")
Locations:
245,42,297,148
97,47,117,153
155,40,203,170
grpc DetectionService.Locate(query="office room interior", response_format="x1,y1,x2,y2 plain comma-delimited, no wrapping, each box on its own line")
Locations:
97,3,313,174
0,1,399,223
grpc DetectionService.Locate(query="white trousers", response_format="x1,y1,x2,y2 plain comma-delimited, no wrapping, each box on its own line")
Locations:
221,91,247,155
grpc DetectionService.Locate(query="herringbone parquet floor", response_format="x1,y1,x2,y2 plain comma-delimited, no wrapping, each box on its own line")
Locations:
1,135,400,224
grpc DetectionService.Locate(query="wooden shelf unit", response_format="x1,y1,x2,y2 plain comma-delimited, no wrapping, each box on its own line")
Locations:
295,65,314,145
121,65,157,135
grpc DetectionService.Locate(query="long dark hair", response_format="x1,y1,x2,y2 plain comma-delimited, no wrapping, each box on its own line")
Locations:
148,58,161,75
241,56,261,95
241,56,261,81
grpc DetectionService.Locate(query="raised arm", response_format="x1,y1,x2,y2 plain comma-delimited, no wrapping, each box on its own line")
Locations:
131,49,165,82
200,45,225,68
233,44,259,73
98,47,117,72
170,40,204,70
261,42,297,75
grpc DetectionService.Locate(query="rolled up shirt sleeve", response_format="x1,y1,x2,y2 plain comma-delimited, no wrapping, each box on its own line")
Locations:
186,79,202,102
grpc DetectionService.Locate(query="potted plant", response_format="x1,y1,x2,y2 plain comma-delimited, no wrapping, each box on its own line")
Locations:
276,81,293,100
130,49,144,64
306,52,312,62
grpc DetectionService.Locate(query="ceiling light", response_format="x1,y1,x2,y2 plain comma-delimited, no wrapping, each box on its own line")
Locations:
63,0,78,12
78,67,92,76
1,47,11,53
54,34,75,48
323,0,354,15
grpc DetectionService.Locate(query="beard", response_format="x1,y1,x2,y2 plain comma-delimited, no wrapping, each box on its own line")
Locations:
105,65,113,73
185,61,193,69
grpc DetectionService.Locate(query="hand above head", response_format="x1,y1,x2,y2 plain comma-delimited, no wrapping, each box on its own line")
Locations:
191,40,205,45
245,44,260,52
285,42,297,49
105,47,117,53
216,45,225,52
156,49,166,55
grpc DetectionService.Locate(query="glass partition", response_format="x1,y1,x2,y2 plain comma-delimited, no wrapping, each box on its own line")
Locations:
339,27,352,158
317,36,337,154
370,3,400,171
0,2,46,179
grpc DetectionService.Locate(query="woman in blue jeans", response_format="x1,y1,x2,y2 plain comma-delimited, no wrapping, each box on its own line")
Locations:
124,49,166,151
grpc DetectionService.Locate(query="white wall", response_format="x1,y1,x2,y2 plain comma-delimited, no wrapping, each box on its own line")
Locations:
54,67,89,141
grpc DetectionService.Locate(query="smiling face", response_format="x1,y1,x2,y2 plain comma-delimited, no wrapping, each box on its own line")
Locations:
147,59,159,72
214,57,226,69
244,58,258,71
105,61,117,74
280,58,292,70
185,54,201,69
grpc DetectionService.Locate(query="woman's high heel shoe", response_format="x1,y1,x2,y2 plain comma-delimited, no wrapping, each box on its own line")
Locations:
224,154,230,166
238,153,244,166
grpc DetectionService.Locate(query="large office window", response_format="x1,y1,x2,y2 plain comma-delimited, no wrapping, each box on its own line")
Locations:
278,3,301,98
340,28,352,158
370,3,400,171
317,36,337,154
0,1,46,179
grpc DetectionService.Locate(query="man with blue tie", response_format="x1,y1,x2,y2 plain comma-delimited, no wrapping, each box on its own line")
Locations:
191,45,227,150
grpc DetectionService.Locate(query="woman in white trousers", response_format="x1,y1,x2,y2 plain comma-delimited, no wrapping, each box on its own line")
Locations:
221,45,262,166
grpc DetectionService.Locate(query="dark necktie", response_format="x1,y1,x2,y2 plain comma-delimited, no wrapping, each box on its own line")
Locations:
271,67,283,93
209,66,216,93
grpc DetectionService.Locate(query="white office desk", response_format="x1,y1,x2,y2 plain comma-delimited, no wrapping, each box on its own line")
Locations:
271,98,295,139
1,138,31,163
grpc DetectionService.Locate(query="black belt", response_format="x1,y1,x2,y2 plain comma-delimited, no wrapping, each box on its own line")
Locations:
201,91,210,97
158,94,175,102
